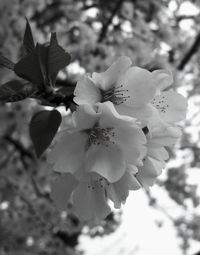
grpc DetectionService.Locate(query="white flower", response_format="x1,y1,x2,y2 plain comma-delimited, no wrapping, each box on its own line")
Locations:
136,146,167,188
150,69,188,124
106,164,141,209
51,166,141,221
51,172,111,221
48,102,146,183
136,124,181,188
74,56,157,123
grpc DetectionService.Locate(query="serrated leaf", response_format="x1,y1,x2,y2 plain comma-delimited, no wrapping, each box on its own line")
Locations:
0,55,15,70
48,33,71,86
14,48,44,88
23,18,35,55
0,80,36,102
29,109,62,157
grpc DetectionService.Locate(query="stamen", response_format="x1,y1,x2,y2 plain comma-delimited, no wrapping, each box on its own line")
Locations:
101,84,130,105
85,127,115,148
151,95,169,113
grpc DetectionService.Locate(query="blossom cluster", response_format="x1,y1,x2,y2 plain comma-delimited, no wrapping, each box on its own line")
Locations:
48,56,187,222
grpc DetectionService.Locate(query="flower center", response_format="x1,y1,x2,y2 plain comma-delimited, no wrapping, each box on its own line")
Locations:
151,95,169,113
86,126,115,148
87,177,110,190
101,85,130,105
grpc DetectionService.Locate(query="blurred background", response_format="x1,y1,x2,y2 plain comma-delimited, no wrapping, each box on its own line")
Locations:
0,0,200,254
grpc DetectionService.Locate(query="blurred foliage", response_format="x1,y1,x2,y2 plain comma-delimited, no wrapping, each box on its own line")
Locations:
0,0,200,254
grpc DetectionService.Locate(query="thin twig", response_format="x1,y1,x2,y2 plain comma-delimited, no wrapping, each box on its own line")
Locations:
3,135,34,160
177,32,200,70
98,0,124,43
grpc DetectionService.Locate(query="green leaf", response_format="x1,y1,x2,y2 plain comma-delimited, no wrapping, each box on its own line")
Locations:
23,18,35,55
29,109,62,157
0,80,35,102
0,54,15,70
14,48,44,88
48,33,71,86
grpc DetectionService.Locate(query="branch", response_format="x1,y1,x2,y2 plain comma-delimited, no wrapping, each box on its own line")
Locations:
177,32,200,70
3,134,51,200
3,135,34,160
98,0,124,43
176,15,197,22
145,190,175,221
82,3,99,10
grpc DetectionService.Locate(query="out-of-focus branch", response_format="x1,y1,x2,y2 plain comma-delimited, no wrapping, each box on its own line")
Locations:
3,134,51,200
177,32,200,70
176,15,197,22
98,0,124,43
145,189,175,221
3,135,34,160
82,3,99,10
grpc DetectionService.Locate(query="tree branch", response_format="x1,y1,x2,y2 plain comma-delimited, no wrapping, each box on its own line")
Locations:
98,0,124,43
177,32,200,70
3,135,34,160
3,134,51,200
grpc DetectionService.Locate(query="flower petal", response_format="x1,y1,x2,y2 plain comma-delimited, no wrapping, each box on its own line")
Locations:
107,167,141,208
86,144,126,183
51,173,78,210
73,181,111,221
136,157,165,187
149,125,182,147
147,146,169,161
72,104,100,131
113,123,146,165
118,66,156,108
152,69,173,91
116,103,153,123
97,101,136,128
48,132,88,174
151,91,187,123
92,56,132,91
74,75,101,105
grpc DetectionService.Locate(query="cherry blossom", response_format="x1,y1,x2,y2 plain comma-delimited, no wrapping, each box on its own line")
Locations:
136,124,182,188
48,102,146,183
74,56,157,123
51,166,141,221
150,69,188,124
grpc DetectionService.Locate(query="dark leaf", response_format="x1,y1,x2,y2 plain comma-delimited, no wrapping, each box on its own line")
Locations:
58,86,75,97
29,109,62,157
37,43,49,89
23,18,35,55
48,33,71,86
0,55,15,70
14,48,44,88
0,80,36,102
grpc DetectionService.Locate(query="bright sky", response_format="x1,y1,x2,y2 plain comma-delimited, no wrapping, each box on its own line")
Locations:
79,186,200,255
78,189,182,255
